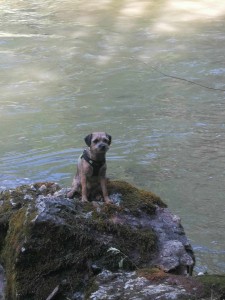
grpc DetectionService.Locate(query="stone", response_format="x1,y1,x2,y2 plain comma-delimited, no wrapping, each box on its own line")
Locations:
1,180,221,300
89,270,194,300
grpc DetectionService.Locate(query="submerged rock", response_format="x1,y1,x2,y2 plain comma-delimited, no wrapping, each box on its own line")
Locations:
0,180,213,300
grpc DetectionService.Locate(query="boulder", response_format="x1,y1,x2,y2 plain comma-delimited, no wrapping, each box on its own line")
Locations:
0,180,204,299
88,270,196,300
87,270,225,300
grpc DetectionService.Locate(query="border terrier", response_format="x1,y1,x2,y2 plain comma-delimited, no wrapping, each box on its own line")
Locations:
67,132,112,203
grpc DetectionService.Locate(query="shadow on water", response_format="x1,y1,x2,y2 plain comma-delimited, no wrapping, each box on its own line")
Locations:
1,0,225,274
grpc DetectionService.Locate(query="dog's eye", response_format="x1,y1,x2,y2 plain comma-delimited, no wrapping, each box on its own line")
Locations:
93,139,99,144
102,138,108,143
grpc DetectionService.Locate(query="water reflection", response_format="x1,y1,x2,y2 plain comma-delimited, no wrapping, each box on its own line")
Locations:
1,0,225,274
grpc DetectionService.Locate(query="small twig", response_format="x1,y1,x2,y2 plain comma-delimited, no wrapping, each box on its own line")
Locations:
131,56,225,92
149,65,225,92
46,285,60,300
107,247,138,270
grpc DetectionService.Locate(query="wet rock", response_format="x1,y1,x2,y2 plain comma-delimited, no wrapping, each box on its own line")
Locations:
0,180,197,299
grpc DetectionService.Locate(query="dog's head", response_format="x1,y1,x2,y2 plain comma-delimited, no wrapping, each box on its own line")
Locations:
84,132,112,153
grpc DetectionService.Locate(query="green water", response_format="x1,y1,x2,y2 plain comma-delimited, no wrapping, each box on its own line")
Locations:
1,0,225,274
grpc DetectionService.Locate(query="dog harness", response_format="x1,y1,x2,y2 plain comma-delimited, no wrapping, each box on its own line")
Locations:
81,150,105,176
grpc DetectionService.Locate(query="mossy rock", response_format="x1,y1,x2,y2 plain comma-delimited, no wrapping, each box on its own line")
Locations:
196,275,225,299
107,180,167,214
85,268,225,300
0,180,192,300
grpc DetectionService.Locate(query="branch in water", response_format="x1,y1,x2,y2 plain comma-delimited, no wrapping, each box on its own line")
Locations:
150,65,225,92
133,57,225,92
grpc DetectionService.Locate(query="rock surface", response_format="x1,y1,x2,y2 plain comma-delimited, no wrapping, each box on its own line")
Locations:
0,181,224,299
88,270,225,300
89,270,195,300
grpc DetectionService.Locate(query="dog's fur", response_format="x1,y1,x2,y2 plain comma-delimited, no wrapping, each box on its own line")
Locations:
67,132,112,203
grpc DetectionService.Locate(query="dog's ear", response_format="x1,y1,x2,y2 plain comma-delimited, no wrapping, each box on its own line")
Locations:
84,134,92,147
106,133,112,145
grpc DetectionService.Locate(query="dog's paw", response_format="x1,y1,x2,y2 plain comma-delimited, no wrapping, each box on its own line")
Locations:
81,196,89,203
104,196,112,204
67,191,75,199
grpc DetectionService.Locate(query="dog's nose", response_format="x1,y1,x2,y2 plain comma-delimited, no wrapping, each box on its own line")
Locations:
99,144,106,150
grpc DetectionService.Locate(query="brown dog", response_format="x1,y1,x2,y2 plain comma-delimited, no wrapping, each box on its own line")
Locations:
67,132,112,203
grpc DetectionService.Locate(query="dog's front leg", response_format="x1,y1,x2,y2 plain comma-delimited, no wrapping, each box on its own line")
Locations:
67,175,80,199
100,177,111,204
81,173,89,202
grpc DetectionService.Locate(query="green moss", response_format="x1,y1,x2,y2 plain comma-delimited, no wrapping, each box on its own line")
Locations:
0,182,59,218
2,207,28,299
111,225,155,258
107,180,167,214
0,212,10,255
85,216,156,271
196,275,225,298
78,180,162,272
84,278,99,300
0,183,61,299
3,216,94,299
0,189,28,256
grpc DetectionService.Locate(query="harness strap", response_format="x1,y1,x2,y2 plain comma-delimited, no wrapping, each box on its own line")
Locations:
81,150,105,176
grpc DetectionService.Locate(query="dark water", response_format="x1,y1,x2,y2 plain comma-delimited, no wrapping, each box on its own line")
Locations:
1,0,225,274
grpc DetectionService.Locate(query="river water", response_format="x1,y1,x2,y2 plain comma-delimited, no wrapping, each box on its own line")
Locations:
1,0,225,274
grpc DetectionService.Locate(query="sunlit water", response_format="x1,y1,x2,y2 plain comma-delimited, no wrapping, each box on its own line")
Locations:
1,0,225,274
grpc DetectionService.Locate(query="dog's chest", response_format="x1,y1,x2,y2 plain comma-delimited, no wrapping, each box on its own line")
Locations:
81,159,104,178
80,150,106,177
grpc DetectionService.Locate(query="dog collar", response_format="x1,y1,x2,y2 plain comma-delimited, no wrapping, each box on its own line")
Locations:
81,150,105,176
